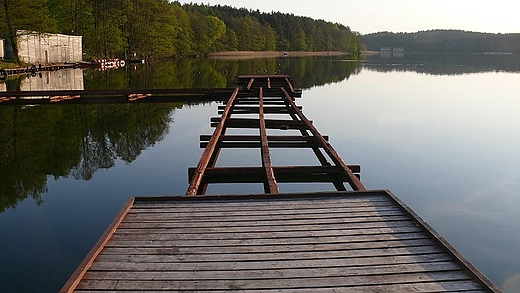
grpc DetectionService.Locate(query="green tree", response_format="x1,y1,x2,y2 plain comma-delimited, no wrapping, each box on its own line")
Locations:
0,0,57,63
188,12,226,53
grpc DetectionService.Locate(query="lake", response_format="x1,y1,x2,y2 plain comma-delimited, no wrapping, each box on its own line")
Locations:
1,53,519,292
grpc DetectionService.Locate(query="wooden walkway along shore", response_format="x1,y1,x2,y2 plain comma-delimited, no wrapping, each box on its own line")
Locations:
61,75,501,292
0,88,238,105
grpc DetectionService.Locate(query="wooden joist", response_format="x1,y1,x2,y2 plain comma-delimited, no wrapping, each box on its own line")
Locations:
188,165,361,184
186,88,239,195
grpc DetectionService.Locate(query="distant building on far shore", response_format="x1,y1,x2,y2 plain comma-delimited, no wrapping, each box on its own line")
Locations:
380,47,404,58
16,31,82,64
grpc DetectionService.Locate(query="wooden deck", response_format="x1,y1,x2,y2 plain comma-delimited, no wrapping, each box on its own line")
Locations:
61,75,501,292
61,191,500,292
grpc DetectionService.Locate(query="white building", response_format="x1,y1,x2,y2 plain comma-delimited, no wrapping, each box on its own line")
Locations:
17,31,82,64
0,38,4,59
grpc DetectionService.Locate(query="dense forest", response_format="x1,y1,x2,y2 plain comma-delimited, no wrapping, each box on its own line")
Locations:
0,0,364,62
363,30,520,54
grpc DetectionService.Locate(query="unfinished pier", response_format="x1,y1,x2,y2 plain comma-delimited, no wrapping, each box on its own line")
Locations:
61,75,501,292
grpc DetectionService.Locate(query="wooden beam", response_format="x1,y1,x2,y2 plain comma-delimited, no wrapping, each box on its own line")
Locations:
200,141,322,148
210,117,310,130
281,87,366,191
259,88,279,194
200,135,329,142
188,165,361,184
247,78,255,90
186,88,239,195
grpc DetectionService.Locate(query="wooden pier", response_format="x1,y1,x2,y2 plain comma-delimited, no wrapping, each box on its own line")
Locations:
61,75,501,292
0,88,238,105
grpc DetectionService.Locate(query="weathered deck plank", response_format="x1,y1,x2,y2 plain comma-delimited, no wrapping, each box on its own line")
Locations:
61,191,500,292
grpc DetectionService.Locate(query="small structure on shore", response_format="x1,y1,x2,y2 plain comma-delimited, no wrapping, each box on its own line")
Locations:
0,38,4,59
16,31,82,64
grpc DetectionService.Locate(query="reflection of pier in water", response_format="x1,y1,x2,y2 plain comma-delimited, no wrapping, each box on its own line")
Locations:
0,68,84,99
0,68,236,104
61,75,501,292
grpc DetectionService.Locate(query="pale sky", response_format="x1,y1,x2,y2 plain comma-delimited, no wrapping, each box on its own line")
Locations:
176,0,518,34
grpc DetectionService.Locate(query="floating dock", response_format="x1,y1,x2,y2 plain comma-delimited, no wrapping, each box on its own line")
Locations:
61,75,501,292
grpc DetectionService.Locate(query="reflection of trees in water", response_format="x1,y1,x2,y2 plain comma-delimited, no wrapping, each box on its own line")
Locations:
82,56,362,91
0,103,181,211
362,52,520,75
1,56,362,211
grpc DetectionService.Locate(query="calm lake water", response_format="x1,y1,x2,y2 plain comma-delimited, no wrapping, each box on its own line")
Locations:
1,53,520,292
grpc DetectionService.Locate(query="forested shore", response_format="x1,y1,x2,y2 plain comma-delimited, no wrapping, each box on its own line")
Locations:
364,30,520,54
0,0,364,62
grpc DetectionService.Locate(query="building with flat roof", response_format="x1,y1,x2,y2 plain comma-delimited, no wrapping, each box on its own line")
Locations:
16,31,82,64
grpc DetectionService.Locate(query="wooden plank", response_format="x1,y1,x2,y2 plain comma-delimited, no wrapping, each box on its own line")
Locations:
127,193,402,212
131,199,392,212
133,193,394,207
117,220,417,235
186,87,239,195
123,209,406,222
103,238,435,254
105,232,432,247
96,244,444,262
189,166,361,184
199,134,328,142
129,204,395,215
116,220,418,233
246,77,254,90
285,76,296,93
210,117,310,129
110,226,426,240
122,214,410,227
83,261,462,280
118,216,412,229
218,105,302,110
201,141,323,148
115,223,420,238
259,88,279,193
89,252,454,272
76,271,475,290
76,285,488,293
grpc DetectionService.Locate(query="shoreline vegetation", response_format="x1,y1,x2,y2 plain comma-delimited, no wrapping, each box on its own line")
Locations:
0,2,364,63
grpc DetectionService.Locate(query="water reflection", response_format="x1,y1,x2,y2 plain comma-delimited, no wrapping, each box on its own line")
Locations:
363,52,520,75
3,53,519,211
0,103,181,212
21,69,84,91
83,55,362,90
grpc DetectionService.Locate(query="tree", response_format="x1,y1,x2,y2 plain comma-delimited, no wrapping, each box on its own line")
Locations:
0,0,56,64
188,12,226,53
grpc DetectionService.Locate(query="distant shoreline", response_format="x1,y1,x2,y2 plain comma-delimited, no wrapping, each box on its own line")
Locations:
209,51,355,60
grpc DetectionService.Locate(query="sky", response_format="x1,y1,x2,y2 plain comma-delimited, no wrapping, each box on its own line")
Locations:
176,0,518,34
